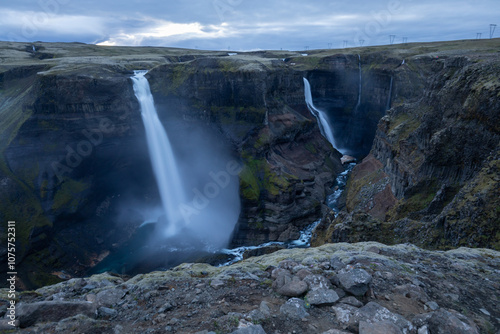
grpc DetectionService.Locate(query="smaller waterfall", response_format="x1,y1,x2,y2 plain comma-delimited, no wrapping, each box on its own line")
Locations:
355,54,362,111
386,77,393,110
303,77,338,151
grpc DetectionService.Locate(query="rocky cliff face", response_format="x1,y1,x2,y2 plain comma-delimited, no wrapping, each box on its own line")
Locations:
313,41,500,251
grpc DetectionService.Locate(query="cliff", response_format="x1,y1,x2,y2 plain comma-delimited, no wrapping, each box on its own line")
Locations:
312,40,500,251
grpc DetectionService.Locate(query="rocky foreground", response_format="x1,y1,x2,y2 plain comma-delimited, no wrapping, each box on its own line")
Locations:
1,242,499,333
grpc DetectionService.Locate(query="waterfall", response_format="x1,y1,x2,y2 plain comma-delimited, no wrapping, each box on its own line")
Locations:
386,77,393,110
356,54,362,111
303,77,338,150
131,70,187,237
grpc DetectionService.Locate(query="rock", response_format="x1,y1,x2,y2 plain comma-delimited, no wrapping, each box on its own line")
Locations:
259,301,271,316
351,302,412,333
0,319,19,330
479,308,490,316
248,301,271,322
278,260,299,270
301,256,316,266
359,320,403,334
271,268,289,279
303,274,333,291
231,323,267,334
96,288,125,307
98,307,118,317
337,269,372,296
394,284,430,303
366,246,380,254
341,155,356,164
418,326,429,334
427,309,479,334
158,302,174,313
330,257,346,271
210,279,225,288
295,268,313,280
305,289,340,306
277,280,308,297
280,298,309,320
272,271,293,291
332,303,359,326
425,301,439,311
16,301,96,328
339,296,364,308
334,288,346,299
321,330,352,334
86,293,97,303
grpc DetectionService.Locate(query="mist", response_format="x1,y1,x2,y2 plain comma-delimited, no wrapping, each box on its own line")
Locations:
91,73,241,275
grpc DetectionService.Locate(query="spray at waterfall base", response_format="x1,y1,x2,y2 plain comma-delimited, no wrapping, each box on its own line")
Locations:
90,71,242,275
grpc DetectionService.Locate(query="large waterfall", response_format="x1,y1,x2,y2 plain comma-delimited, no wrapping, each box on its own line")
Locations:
131,70,187,237
303,77,339,151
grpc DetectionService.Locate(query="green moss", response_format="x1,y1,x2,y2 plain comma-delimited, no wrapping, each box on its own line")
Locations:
289,56,322,70
239,151,294,202
254,128,272,149
389,181,438,220
52,178,90,211
218,58,240,72
389,112,421,141
240,166,260,202
305,142,318,154
0,159,52,256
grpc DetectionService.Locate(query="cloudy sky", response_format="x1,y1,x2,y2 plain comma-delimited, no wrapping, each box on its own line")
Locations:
1,0,498,51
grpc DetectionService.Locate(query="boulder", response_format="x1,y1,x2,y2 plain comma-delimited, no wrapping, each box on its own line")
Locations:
359,320,402,334
280,298,309,320
351,302,413,333
231,324,267,334
305,289,340,306
277,280,308,297
427,309,479,334
96,288,125,307
337,269,372,296
16,301,96,328
303,274,332,291
339,296,364,308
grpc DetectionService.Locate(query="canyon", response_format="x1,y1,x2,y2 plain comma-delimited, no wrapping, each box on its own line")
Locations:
0,38,499,299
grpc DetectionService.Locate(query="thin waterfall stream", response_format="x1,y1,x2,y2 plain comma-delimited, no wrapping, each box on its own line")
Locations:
387,76,393,110
356,54,362,111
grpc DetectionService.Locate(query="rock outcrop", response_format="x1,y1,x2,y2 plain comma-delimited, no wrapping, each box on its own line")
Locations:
1,242,498,333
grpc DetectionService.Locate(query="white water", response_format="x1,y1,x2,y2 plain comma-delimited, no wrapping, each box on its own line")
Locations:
303,77,339,151
386,77,393,110
131,70,187,237
326,163,356,216
219,219,322,266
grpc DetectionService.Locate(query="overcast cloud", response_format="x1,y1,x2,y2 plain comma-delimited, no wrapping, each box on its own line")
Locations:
0,0,498,50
